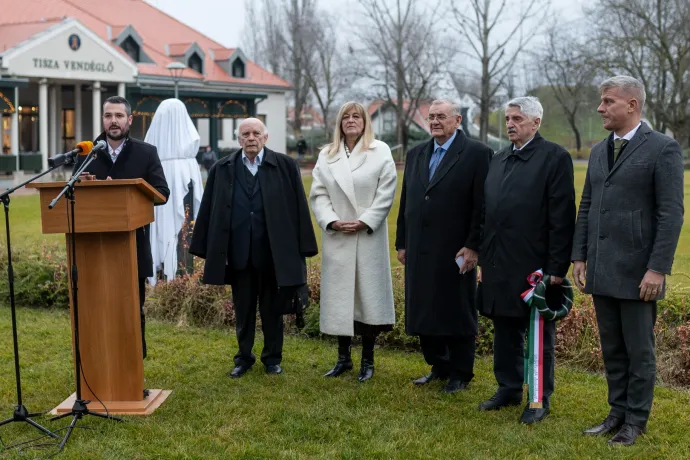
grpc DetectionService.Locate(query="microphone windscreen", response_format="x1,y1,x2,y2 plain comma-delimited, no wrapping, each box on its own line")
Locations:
76,141,94,155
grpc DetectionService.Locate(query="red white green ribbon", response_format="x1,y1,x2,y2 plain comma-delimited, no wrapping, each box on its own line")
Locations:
521,269,573,408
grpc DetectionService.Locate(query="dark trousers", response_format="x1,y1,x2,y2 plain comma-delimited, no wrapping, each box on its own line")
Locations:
337,335,376,360
138,278,147,359
419,335,475,382
593,295,656,428
492,316,555,407
230,265,283,367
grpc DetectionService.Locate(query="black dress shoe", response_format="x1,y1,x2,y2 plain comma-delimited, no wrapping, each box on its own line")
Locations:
228,364,252,378
324,355,353,377
608,424,645,446
478,392,522,411
583,415,624,436
442,380,469,394
357,358,374,382
413,371,448,385
520,406,550,424
265,364,283,375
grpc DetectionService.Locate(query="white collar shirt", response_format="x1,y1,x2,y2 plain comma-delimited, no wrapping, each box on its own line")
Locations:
242,148,264,176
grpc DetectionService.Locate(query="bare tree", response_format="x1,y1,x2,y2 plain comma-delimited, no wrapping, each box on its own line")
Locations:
301,13,351,140
451,0,547,143
242,0,316,137
539,26,596,152
356,0,450,153
588,0,690,147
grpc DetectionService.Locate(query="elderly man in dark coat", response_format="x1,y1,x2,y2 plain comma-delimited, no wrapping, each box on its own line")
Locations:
395,98,491,394
477,96,575,424
190,118,317,378
574,76,684,446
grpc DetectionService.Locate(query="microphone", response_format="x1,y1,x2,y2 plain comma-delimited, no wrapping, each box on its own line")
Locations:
91,140,107,152
48,141,94,168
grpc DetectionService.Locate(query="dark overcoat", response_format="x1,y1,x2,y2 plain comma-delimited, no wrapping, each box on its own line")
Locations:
478,133,576,318
73,133,170,278
571,122,684,299
395,130,491,336
189,148,318,286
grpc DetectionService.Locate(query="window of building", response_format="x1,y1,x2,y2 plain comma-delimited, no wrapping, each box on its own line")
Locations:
62,109,75,153
188,53,203,74
121,36,140,63
231,58,245,78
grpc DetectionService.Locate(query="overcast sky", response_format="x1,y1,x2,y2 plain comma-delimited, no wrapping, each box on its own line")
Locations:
145,0,591,50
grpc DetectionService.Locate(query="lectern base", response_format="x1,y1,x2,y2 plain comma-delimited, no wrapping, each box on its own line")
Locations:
50,389,171,416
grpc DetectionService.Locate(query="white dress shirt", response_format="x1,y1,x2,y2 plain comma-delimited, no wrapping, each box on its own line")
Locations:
108,140,126,163
614,122,642,141
242,148,264,176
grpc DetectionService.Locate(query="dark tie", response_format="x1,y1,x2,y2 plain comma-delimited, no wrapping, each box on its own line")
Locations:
613,138,628,162
429,147,443,179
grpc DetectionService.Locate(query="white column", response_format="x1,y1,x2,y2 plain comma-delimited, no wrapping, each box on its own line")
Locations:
39,80,49,170
117,82,126,98
55,84,63,152
74,84,83,142
49,85,57,156
11,87,19,155
92,81,101,140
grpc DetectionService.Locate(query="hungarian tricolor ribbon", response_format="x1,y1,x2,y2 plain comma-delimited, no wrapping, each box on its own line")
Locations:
521,269,573,409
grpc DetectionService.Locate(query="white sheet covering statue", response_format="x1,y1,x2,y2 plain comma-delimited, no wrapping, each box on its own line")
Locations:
144,98,204,285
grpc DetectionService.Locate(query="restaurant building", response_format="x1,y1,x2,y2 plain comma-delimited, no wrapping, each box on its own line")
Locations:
0,0,290,172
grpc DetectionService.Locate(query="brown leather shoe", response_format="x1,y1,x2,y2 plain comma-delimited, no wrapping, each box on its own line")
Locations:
583,415,624,436
608,424,645,446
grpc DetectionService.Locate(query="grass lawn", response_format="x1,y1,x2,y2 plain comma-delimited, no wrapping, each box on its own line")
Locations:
0,308,688,458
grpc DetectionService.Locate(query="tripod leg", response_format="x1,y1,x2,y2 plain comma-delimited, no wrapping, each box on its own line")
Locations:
88,411,122,422
50,412,73,422
24,417,60,438
0,417,13,427
57,414,80,452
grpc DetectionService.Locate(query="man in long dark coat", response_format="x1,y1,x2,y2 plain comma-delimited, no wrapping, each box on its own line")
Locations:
477,96,575,424
190,118,317,378
395,99,491,394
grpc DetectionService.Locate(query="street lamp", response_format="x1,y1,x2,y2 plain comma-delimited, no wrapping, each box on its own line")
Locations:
166,62,186,99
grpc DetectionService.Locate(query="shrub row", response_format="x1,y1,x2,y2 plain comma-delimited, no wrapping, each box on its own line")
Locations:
2,244,689,386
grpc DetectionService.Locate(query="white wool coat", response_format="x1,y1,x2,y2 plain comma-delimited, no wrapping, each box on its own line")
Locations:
310,138,397,336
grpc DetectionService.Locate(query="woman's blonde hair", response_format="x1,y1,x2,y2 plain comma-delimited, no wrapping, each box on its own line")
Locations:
326,101,375,156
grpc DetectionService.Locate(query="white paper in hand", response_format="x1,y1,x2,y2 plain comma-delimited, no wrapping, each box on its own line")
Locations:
455,255,465,273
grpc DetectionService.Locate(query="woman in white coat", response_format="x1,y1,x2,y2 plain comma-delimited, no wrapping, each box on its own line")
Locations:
310,101,397,382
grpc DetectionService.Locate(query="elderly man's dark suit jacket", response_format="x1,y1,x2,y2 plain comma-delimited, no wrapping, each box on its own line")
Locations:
189,148,318,287
479,132,576,318
572,122,684,299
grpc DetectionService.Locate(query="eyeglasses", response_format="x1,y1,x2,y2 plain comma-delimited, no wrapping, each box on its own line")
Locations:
426,114,450,122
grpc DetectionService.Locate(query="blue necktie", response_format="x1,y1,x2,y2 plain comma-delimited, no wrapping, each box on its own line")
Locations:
429,147,443,179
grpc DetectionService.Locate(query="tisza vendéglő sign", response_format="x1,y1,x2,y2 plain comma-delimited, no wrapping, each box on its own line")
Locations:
33,58,115,73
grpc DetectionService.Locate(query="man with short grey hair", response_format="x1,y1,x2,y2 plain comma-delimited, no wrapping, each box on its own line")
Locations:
573,76,684,445
477,96,576,424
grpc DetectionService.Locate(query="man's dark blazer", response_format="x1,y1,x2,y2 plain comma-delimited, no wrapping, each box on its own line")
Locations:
479,132,576,318
73,133,170,278
395,129,491,336
572,122,684,299
189,148,318,287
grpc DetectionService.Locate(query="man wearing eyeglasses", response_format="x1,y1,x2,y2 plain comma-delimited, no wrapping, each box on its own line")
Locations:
395,99,492,394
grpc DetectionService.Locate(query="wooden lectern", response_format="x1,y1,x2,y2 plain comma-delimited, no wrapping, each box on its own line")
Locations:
27,179,171,415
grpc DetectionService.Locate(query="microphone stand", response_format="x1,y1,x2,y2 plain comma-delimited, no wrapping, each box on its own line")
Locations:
48,149,122,452
0,166,65,439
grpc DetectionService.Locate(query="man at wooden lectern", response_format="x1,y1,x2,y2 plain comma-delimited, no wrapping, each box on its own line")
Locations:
74,96,170,359
190,118,317,378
